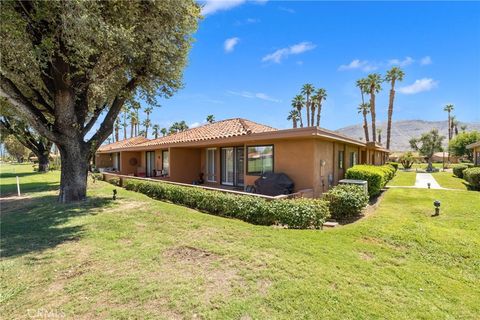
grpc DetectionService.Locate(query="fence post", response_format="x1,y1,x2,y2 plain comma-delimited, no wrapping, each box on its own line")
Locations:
16,176,21,196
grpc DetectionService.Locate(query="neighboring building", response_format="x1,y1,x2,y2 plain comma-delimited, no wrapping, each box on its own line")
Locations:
467,141,480,165
95,118,389,198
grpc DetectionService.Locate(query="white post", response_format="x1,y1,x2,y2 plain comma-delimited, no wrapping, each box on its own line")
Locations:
16,176,21,196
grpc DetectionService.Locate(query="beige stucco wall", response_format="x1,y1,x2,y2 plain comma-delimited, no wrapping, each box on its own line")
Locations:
169,148,201,183
120,151,141,175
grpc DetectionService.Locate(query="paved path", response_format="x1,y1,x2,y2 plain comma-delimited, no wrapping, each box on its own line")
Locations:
414,173,443,189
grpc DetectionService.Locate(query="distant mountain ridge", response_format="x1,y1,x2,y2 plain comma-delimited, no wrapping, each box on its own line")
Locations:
336,120,480,151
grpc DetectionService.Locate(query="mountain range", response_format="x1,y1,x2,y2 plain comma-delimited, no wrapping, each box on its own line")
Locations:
336,120,480,151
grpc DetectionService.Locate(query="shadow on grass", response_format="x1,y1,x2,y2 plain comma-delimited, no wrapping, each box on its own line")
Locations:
0,181,59,197
0,195,112,258
0,170,50,179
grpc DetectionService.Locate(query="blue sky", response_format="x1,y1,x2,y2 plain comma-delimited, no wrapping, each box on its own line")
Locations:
139,0,480,133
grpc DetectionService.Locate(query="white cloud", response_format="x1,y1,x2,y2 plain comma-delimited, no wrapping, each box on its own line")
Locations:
388,56,414,67
338,59,378,72
420,56,432,65
224,37,239,53
279,6,295,13
189,122,202,128
201,0,245,16
398,78,438,94
201,0,267,15
227,90,281,102
262,42,316,63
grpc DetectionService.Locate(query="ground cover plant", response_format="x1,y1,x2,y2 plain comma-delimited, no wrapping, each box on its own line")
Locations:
1,163,479,319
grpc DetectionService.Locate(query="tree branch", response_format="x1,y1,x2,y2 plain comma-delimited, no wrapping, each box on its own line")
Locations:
0,74,58,142
82,104,105,136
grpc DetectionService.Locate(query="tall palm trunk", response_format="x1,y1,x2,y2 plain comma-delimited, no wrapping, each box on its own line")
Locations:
297,108,303,128
370,90,377,143
123,112,127,140
316,103,322,127
292,118,297,128
306,98,310,127
310,104,316,126
130,121,134,138
362,109,369,142
386,79,396,149
447,112,451,140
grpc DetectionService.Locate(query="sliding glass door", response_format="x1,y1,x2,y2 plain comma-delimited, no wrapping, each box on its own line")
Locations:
146,151,155,177
221,147,244,187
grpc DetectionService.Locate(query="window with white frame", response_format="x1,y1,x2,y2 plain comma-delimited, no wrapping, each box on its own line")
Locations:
206,148,216,182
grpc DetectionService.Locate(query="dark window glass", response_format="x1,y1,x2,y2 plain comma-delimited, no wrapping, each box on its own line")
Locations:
247,145,273,175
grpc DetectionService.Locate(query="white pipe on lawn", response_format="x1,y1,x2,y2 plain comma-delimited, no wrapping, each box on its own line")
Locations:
16,176,21,196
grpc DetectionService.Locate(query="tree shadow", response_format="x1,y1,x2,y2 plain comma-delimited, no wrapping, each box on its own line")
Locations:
0,171,48,179
0,181,59,197
0,195,112,258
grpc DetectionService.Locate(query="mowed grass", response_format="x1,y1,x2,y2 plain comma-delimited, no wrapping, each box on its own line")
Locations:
1,164,479,319
0,163,60,196
432,171,470,190
387,170,417,186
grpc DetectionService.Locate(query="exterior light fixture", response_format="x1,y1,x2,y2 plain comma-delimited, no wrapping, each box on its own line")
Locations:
113,189,117,200
433,200,441,216
427,182,431,189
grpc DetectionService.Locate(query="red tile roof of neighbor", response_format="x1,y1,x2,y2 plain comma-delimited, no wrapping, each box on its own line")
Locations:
97,136,149,152
137,118,277,147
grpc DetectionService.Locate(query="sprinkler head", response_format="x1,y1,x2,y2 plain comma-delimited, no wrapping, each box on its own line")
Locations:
113,189,117,200
432,200,441,216
427,182,431,189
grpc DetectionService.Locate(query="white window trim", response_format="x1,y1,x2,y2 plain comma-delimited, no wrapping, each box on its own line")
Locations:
206,148,216,183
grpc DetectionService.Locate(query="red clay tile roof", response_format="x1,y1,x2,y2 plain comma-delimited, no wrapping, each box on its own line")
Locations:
97,136,149,152
137,118,277,147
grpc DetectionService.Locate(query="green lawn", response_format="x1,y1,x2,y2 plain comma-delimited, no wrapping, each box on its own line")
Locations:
432,171,470,190
1,164,479,319
387,171,417,186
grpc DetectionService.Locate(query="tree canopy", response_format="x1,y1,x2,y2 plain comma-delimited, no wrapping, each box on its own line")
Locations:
0,0,200,202
449,131,480,161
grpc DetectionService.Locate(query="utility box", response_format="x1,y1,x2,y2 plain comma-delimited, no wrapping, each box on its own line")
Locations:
338,179,368,196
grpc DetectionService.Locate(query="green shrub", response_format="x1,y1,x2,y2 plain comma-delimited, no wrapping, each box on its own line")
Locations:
452,164,472,178
107,177,120,186
123,179,330,228
399,152,415,169
346,165,395,197
324,185,369,220
91,173,103,181
463,167,480,190
386,162,399,171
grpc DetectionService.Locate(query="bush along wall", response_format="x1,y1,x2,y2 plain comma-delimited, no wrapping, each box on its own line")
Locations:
123,179,330,229
324,184,369,220
345,164,396,197
463,167,480,190
452,164,474,179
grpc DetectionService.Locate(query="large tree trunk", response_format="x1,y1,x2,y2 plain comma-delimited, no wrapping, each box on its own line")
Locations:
370,91,376,143
386,86,395,150
38,153,50,173
58,143,89,203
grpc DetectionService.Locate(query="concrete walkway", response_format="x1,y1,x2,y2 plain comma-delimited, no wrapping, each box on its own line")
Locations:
414,173,443,189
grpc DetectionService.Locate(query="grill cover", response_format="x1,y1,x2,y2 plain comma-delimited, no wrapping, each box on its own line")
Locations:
254,172,294,196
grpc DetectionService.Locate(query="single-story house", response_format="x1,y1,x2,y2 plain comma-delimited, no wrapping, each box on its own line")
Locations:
467,141,480,165
95,118,389,198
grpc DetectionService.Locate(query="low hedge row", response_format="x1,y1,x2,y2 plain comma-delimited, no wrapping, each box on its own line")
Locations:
123,179,330,229
463,167,480,190
386,162,399,171
324,184,369,219
452,164,474,178
345,164,396,197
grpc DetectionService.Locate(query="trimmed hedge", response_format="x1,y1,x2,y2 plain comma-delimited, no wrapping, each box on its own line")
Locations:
452,164,473,178
123,179,330,229
324,185,369,219
345,164,396,197
463,167,480,190
386,162,399,171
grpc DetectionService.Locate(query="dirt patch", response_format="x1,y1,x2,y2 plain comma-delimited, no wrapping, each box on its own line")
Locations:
358,251,374,261
163,246,219,263
257,279,272,296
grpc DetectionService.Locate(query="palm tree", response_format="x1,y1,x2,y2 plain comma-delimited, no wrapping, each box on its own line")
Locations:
310,94,317,126
450,116,459,137
357,103,370,142
161,128,167,137
444,104,454,141
385,67,404,150
356,78,370,141
206,115,215,123
365,73,383,143
144,106,153,137
377,128,382,144
356,78,369,105
142,118,151,138
301,84,315,126
291,95,305,128
129,111,138,138
287,109,299,128
314,88,327,127
122,105,129,140
152,124,160,139
114,118,120,142
460,124,467,132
